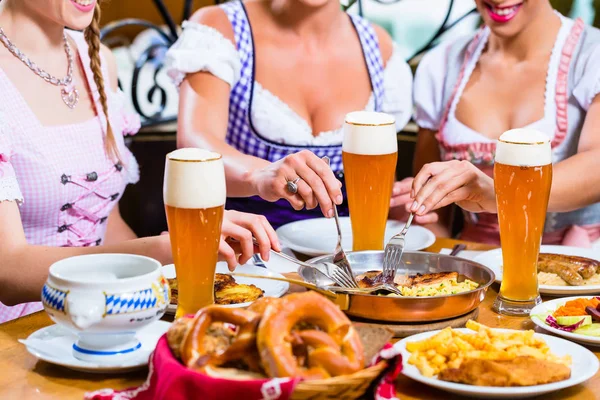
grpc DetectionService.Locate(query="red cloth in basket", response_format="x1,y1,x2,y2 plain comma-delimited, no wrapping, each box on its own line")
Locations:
85,335,403,400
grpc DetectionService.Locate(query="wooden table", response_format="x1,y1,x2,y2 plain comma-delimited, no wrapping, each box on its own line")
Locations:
1,238,599,399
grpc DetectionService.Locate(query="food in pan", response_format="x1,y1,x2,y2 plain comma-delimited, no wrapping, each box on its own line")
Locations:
534,297,600,337
536,253,600,286
355,270,479,296
405,320,571,386
168,274,264,306
167,292,366,380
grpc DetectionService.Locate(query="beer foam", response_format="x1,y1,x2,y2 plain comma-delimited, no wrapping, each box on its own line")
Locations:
342,112,397,155
345,111,395,126
167,148,221,162
163,148,226,209
495,129,552,167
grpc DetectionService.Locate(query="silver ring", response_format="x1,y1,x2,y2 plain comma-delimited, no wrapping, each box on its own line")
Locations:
286,177,301,194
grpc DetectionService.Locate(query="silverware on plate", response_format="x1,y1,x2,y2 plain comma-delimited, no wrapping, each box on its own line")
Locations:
237,237,333,282
382,212,414,284
322,156,358,288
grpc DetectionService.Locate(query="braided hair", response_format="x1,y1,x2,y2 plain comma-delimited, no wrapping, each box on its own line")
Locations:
84,2,120,162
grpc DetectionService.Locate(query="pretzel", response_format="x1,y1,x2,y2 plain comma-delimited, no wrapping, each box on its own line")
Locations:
247,296,280,314
257,291,365,379
180,306,261,371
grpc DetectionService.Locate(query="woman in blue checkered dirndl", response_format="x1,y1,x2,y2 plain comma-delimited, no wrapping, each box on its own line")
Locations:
166,0,413,228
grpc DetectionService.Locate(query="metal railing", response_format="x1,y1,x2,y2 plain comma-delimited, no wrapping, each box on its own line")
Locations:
100,0,476,129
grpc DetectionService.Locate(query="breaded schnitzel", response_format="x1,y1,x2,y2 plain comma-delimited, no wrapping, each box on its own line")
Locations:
439,356,571,386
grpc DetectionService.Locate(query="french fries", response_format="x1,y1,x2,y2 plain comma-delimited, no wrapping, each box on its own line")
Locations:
405,320,571,377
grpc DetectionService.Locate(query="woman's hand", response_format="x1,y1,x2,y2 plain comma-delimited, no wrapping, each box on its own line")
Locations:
409,160,496,216
389,177,439,224
248,150,343,218
219,210,281,271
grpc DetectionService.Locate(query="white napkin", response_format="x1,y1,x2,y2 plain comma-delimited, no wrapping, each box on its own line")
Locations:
439,248,485,260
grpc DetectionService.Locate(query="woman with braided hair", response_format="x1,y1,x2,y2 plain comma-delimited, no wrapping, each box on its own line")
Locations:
0,0,279,323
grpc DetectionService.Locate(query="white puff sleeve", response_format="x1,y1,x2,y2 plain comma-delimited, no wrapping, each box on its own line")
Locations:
165,21,241,88
0,110,23,204
413,43,450,131
112,89,141,137
573,44,600,111
381,45,413,131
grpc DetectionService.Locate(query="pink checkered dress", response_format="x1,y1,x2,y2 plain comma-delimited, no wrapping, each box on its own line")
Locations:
0,31,140,323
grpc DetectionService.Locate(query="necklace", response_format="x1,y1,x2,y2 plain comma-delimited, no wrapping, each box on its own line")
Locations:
0,28,79,109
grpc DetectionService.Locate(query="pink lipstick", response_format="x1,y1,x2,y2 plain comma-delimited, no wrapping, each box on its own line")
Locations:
484,2,523,23
70,0,96,13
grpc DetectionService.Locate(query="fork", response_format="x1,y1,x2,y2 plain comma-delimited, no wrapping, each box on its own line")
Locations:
382,212,414,285
244,238,335,283
323,262,358,289
322,157,358,288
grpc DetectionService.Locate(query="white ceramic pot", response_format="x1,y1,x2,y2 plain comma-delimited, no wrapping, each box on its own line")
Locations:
42,254,170,364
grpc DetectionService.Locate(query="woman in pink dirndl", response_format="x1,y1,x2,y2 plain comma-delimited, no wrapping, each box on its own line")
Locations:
405,0,600,247
0,0,278,323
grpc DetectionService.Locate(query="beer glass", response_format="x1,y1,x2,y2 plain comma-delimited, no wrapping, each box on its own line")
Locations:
342,111,398,251
163,148,226,318
492,129,552,316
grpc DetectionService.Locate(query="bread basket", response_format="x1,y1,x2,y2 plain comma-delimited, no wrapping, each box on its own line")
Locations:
291,361,388,400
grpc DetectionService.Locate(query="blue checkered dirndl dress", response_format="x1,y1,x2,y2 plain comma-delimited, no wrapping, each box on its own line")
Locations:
221,1,385,228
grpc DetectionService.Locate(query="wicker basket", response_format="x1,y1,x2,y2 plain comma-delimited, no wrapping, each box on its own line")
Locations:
290,361,389,400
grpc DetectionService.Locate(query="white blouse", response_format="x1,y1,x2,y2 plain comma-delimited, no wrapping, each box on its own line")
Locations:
413,13,600,145
166,21,413,146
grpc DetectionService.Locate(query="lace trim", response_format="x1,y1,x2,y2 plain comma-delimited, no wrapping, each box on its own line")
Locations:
252,82,370,146
0,175,23,205
553,18,584,148
544,13,567,123
251,46,406,146
166,21,241,87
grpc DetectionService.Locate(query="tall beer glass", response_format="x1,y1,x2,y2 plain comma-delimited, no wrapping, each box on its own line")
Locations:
342,111,398,251
492,129,552,316
163,148,226,318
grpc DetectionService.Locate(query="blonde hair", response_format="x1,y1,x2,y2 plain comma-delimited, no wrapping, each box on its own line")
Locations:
84,2,120,162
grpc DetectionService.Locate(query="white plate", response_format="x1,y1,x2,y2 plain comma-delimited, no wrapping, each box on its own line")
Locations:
276,217,436,256
395,328,599,399
531,297,600,347
473,245,600,295
162,262,289,314
20,321,170,373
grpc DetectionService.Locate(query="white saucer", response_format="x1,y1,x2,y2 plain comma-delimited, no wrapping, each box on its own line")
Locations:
276,217,436,256
20,320,170,373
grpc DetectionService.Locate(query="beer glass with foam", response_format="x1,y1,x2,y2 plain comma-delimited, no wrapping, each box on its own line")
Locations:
163,148,226,318
492,129,552,316
342,111,398,251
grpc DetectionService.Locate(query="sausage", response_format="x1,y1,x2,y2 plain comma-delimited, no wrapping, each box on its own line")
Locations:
539,253,599,279
537,258,584,285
